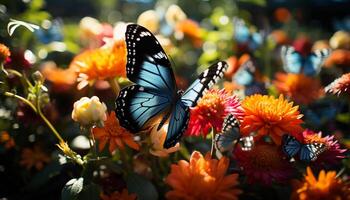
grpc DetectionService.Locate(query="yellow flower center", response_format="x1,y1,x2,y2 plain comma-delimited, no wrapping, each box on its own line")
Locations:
197,92,225,118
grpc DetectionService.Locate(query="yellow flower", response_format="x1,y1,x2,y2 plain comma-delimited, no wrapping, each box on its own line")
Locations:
329,31,350,49
137,10,159,33
71,96,107,127
92,111,139,153
20,145,51,170
149,124,180,157
240,94,304,145
291,167,350,200
70,40,127,90
165,151,242,200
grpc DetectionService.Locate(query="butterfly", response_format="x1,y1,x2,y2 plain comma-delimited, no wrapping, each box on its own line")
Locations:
280,45,331,76
282,134,326,162
233,57,256,86
233,17,263,51
115,24,228,148
215,114,255,154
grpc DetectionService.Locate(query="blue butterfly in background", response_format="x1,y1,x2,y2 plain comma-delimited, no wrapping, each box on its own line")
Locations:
280,45,331,76
233,17,263,51
115,24,228,148
233,58,256,86
35,20,63,44
282,134,326,162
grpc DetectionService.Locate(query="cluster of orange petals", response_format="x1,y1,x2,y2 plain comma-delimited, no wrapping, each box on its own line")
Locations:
70,40,127,89
165,151,242,200
291,167,350,200
92,111,139,154
325,73,350,95
100,189,137,200
0,131,15,149
274,72,324,105
41,61,78,88
240,94,304,144
0,43,10,63
324,49,350,67
176,19,203,47
225,54,251,79
20,145,51,170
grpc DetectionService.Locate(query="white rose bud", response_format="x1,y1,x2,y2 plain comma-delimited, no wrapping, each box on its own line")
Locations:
71,96,107,127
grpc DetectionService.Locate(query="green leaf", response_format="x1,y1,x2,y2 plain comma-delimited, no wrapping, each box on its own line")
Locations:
126,173,158,200
61,177,84,200
77,183,101,200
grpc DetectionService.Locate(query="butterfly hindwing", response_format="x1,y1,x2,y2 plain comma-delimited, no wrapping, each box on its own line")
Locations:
304,48,331,76
215,114,240,152
181,61,228,107
125,24,176,93
281,46,303,74
282,134,301,158
116,85,171,132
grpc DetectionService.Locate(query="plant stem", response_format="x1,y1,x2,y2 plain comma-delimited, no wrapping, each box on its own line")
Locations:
210,128,217,157
4,92,37,112
108,77,121,96
37,102,64,143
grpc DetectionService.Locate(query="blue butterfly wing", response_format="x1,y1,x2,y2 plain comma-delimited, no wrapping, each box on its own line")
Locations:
281,46,303,74
163,101,190,148
300,143,325,162
116,85,171,132
125,24,176,94
234,59,255,86
181,61,228,107
303,49,331,76
249,32,263,50
215,114,240,152
282,134,301,158
233,18,250,43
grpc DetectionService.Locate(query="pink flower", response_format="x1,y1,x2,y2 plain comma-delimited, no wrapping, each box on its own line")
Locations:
185,89,244,137
325,73,350,95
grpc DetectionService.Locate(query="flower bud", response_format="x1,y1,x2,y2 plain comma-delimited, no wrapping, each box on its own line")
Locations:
32,71,45,83
71,96,107,127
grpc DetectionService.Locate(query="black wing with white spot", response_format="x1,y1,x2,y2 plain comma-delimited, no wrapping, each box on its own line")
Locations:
181,61,228,107
215,114,240,152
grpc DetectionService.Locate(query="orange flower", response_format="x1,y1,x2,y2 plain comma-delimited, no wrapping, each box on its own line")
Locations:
325,73,350,95
274,73,324,105
70,40,127,89
240,94,304,144
0,43,10,63
100,189,137,200
274,7,291,23
324,49,350,67
0,131,15,149
165,151,242,200
269,30,290,45
291,167,350,200
41,61,77,87
176,19,203,47
92,111,139,154
20,145,51,170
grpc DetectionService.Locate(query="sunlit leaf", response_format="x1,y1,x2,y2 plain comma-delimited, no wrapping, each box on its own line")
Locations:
7,19,40,36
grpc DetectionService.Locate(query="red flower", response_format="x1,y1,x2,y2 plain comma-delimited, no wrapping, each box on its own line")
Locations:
186,89,244,137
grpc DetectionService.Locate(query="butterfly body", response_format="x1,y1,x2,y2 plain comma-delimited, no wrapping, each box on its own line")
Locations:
281,46,331,76
282,134,326,162
116,24,227,148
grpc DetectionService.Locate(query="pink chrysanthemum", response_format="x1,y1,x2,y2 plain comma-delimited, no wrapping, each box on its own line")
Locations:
325,73,350,95
234,143,295,185
302,130,346,166
185,89,244,137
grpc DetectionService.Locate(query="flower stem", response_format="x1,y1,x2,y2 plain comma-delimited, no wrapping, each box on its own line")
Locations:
210,128,217,157
108,77,121,96
4,92,37,112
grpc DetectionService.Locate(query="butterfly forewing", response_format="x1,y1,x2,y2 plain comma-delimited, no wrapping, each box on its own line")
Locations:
181,61,228,107
215,114,240,152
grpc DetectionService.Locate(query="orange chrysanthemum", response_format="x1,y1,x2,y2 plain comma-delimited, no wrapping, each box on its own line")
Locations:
165,151,242,200
240,94,304,144
41,61,77,88
0,43,10,63
70,40,127,89
274,73,324,104
325,73,350,95
186,89,244,137
93,111,139,154
0,131,15,149
291,167,350,200
20,145,51,170
100,189,137,200
234,143,294,185
176,19,203,47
